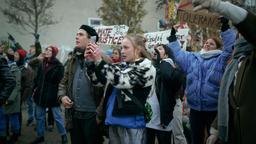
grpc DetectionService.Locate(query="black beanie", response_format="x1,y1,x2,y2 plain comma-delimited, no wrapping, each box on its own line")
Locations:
79,25,99,42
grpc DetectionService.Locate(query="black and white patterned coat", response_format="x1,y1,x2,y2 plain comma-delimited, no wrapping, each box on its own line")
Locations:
91,58,155,89
88,58,156,116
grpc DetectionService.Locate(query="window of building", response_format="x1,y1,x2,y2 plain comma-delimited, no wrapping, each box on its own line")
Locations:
88,18,102,27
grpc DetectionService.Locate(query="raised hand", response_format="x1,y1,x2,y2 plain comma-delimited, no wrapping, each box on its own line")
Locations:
34,33,40,41
84,43,102,62
167,27,177,42
154,48,161,65
192,0,247,25
8,33,16,42
219,17,230,32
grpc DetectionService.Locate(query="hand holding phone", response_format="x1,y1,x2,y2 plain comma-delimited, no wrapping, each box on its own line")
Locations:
84,46,94,60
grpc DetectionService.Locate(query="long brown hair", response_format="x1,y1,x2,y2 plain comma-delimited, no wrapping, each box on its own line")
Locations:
210,37,223,49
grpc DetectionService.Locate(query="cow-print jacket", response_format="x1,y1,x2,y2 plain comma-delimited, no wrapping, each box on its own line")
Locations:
90,58,155,88
88,58,156,117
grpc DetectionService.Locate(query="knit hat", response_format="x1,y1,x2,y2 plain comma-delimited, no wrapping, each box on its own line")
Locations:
16,49,27,60
79,25,99,42
48,45,59,57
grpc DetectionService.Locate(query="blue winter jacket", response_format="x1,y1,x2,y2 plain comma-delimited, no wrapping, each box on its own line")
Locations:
167,29,236,111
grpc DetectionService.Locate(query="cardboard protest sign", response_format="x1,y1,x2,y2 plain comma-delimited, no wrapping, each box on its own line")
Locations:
177,10,221,29
177,0,221,29
95,25,129,45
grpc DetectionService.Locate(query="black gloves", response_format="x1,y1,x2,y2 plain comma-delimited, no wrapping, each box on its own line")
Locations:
167,27,177,42
220,17,230,32
8,33,16,42
34,33,40,42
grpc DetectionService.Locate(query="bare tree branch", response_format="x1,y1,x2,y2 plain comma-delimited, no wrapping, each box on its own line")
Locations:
1,0,58,35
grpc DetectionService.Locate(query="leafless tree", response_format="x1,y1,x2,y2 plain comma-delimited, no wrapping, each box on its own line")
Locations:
1,0,58,35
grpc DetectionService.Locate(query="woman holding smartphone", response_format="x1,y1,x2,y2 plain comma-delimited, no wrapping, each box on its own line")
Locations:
85,34,155,144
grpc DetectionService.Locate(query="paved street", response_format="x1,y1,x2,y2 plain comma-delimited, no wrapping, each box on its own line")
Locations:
16,105,70,144
16,105,108,144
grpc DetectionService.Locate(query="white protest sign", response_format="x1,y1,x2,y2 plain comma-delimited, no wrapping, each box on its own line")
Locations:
95,25,129,45
144,28,189,52
176,28,190,50
144,30,171,51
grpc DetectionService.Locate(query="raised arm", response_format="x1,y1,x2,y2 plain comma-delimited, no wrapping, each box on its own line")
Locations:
8,33,23,51
34,33,42,57
192,0,256,46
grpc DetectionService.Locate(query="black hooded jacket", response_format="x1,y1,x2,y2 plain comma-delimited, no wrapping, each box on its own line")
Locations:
155,59,184,126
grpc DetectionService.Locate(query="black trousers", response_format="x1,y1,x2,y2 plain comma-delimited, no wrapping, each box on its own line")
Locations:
146,128,172,144
189,109,217,144
70,115,99,144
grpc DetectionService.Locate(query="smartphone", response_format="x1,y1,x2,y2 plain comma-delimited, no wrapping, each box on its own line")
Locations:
90,36,97,44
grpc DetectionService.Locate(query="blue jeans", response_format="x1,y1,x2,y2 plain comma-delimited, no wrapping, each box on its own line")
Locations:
0,107,6,137
35,105,66,137
0,107,20,136
26,96,35,121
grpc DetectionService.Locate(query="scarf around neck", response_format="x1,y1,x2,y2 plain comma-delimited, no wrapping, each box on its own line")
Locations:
199,49,222,59
218,37,253,142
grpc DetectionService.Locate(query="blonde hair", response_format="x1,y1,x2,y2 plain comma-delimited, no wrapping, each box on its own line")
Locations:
124,34,151,60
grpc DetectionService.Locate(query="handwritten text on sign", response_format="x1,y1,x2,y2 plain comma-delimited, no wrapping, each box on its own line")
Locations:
177,10,221,29
144,29,189,51
144,30,171,50
95,25,129,45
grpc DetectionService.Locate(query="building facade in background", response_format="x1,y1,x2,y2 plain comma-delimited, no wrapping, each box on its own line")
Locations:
0,0,163,50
